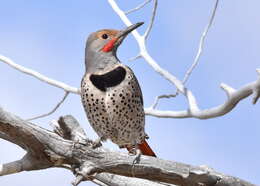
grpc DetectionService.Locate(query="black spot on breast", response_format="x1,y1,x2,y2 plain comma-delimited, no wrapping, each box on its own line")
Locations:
90,66,126,91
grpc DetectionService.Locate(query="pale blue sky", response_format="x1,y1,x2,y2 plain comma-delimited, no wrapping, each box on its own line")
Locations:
0,1,259,185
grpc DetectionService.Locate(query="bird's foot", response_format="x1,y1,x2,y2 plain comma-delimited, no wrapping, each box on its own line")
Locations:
130,148,142,177
71,138,92,150
132,149,141,164
90,137,105,149
127,145,142,163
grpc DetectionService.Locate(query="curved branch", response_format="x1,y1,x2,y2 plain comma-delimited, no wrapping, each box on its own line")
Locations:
125,0,152,15
149,94,178,109
145,74,260,119
0,55,80,94
26,91,70,121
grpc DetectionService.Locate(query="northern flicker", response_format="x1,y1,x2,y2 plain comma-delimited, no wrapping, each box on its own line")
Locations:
81,22,156,157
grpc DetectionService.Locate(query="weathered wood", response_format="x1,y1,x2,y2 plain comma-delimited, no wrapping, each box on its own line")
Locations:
0,107,255,186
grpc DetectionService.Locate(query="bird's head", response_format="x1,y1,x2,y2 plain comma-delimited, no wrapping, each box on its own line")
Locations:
85,22,144,73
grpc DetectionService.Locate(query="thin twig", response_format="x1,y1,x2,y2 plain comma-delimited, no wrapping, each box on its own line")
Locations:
26,91,69,121
220,83,236,98
182,0,219,84
128,54,142,62
149,0,219,109
150,94,178,109
125,0,152,15
144,0,158,40
0,55,80,94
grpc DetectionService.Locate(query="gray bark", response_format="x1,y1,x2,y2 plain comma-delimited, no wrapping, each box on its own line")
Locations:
0,107,255,186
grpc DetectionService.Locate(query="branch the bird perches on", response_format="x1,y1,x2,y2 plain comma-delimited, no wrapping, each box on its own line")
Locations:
0,108,254,186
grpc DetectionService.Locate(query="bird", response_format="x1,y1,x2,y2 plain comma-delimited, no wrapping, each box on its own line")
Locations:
81,22,156,157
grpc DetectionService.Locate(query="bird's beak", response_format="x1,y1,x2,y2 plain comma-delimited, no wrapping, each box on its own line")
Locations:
115,22,144,45
101,22,144,53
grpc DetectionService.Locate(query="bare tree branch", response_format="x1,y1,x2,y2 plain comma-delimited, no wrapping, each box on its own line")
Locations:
252,69,260,104
0,153,50,176
0,159,24,176
144,0,158,40
220,83,236,98
0,107,255,186
150,0,219,109
128,54,142,62
108,0,259,119
145,71,260,118
95,173,173,186
149,94,178,109
125,0,152,15
0,55,80,94
182,0,219,84
26,91,70,121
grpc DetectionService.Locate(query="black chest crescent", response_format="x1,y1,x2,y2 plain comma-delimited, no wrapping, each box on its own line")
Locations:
89,66,126,91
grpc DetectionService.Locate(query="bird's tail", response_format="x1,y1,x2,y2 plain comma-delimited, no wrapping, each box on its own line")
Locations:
127,140,156,157
138,140,156,157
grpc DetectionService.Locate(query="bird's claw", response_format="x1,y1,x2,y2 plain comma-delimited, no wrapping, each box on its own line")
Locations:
90,138,103,149
131,148,141,177
71,139,91,150
132,149,141,164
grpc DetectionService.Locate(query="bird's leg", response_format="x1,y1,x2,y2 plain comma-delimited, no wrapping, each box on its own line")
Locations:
132,146,142,164
91,136,106,149
130,144,142,177
71,138,92,151
127,144,142,163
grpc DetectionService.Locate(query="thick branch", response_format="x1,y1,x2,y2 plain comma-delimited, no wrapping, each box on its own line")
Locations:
0,153,51,176
0,108,254,186
0,160,24,176
95,173,170,186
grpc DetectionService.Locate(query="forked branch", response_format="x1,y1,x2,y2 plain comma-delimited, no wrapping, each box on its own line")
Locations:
145,70,260,118
0,0,258,121
0,107,254,186
108,0,259,119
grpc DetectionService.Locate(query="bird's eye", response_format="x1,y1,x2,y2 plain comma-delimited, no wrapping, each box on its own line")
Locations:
102,34,108,39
